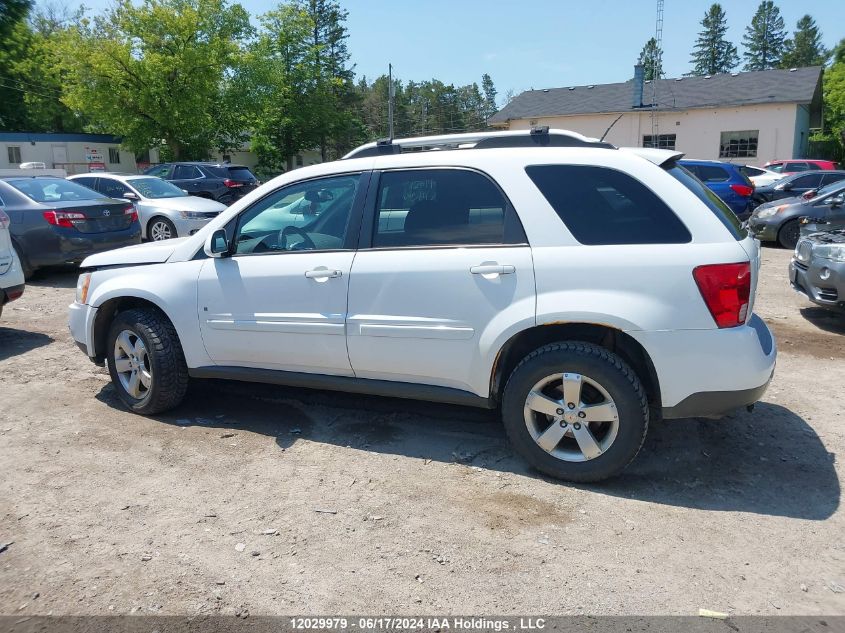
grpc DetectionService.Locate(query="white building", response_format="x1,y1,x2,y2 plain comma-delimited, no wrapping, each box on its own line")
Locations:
489,66,824,166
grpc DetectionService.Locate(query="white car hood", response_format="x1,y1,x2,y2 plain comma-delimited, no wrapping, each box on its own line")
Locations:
137,195,226,212
82,237,190,268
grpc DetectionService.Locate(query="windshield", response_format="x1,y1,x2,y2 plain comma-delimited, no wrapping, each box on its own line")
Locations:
7,178,104,203
665,164,747,239
129,177,188,199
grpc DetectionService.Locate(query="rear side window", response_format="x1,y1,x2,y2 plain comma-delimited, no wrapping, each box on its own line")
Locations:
740,166,764,177
525,165,691,245
372,169,525,248
820,173,845,187
666,164,747,239
791,174,823,188
173,165,202,179
787,162,811,172
694,165,730,182
73,176,98,189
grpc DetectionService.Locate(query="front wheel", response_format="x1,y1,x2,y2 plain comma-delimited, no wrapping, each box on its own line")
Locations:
106,308,188,414
777,219,801,250
501,342,648,482
148,217,177,241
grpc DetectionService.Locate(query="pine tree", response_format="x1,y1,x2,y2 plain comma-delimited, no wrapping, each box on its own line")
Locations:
742,1,786,71
638,37,663,81
481,73,497,125
690,3,739,75
781,15,829,68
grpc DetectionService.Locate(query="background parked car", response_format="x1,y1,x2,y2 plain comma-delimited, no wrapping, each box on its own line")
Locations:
144,162,259,205
739,165,783,188
678,159,755,220
0,177,140,278
764,159,840,175
749,180,845,249
0,206,25,317
752,170,845,207
69,173,226,241
790,228,845,311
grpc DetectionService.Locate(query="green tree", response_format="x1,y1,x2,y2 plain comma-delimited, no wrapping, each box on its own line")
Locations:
637,37,663,81
824,62,845,149
481,73,497,125
56,0,251,159
690,3,739,75
742,1,786,71
833,38,845,65
0,0,31,35
780,15,829,68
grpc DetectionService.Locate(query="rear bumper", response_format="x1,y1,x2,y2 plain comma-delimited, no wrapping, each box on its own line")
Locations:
630,314,776,418
26,224,142,268
790,257,845,310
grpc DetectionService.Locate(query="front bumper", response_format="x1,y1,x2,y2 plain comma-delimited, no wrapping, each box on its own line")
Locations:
630,314,777,419
748,217,780,242
790,257,845,310
172,216,215,237
68,300,99,359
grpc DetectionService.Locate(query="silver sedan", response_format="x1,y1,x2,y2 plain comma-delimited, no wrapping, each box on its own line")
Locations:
69,173,227,241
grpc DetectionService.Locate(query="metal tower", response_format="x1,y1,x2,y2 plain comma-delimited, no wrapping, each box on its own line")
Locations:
651,0,664,140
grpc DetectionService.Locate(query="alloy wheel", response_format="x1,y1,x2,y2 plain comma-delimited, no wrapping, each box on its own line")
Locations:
150,221,173,241
113,330,152,400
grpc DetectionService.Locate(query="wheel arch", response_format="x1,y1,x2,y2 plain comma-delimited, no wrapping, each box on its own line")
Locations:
92,294,175,363
146,214,175,240
490,322,661,412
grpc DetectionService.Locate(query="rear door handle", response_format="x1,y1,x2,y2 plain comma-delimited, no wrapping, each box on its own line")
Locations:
470,264,515,275
305,268,342,279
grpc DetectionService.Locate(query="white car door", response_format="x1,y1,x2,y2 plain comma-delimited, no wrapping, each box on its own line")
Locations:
197,173,368,375
346,168,536,397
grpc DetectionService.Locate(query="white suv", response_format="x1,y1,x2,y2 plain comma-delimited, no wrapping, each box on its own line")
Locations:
68,129,776,482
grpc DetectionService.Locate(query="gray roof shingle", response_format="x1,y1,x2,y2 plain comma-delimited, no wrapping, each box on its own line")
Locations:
489,66,823,125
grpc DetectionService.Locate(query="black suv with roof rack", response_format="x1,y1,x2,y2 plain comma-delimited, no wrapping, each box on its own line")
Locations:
143,162,259,205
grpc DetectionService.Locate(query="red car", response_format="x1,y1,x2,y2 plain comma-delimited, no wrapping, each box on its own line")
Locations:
764,159,840,175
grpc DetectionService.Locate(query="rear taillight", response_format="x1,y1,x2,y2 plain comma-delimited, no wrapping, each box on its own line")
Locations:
43,210,86,229
124,205,138,223
0,209,10,229
730,184,754,197
223,178,243,188
693,262,751,328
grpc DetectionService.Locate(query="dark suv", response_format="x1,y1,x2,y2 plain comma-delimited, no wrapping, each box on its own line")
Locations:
144,162,259,205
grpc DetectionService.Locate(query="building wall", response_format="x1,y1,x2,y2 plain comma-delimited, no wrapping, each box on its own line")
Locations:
0,139,137,174
503,103,804,166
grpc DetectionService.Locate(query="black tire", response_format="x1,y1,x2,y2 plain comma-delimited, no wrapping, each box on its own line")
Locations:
501,341,648,482
12,242,34,280
777,219,801,249
147,216,177,241
106,308,188,414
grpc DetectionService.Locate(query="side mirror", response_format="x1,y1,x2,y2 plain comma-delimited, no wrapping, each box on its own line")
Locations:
181,189,189,194
204,228,230,258
123,192,139,201
831,196,844,209
780,182,793,191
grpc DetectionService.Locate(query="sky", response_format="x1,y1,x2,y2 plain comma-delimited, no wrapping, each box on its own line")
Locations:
75,0,845,104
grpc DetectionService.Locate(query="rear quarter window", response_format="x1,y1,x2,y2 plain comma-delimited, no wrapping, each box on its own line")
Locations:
525,165,691,245
666,164,747,239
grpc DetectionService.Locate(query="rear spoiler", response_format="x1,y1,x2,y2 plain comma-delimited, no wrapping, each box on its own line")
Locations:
620,148,685,167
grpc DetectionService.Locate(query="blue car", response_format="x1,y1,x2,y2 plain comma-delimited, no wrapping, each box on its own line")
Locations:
679,160,755,221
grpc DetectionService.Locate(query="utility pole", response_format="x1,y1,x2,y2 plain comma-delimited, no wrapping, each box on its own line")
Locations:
388,63,395,141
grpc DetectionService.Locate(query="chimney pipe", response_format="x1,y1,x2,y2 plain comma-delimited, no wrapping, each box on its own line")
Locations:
632,63,644,108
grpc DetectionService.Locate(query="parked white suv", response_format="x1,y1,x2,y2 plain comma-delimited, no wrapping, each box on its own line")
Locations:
0,207,25,318
68,129,776,482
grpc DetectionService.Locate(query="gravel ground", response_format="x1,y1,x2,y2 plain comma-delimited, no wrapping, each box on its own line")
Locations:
0,246,844,617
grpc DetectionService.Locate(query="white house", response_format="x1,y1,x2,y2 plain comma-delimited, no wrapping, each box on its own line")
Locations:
489,66,824,166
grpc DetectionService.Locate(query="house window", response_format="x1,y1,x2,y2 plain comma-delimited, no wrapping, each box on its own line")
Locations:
719,130,758,158
642,134,676,150
108,148,121,164
7,146,22,164
296,155,304,167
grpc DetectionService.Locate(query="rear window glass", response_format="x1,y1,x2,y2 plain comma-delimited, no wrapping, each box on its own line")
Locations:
666,164,747,239
693,164,730,182
208,166,257,181
525,165,691,245
6,178,103,203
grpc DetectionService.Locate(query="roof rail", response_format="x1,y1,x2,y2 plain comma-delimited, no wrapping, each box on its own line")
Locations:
342,127,615,159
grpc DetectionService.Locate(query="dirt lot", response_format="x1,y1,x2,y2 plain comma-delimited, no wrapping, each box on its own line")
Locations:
1,246,844,617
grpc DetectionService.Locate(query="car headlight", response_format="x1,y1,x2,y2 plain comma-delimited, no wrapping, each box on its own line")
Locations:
178,211,209,219
755,205,786,219
814,244,845,263
76,272,92,304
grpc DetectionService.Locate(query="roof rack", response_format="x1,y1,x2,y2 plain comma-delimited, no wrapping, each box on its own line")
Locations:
342,127,615,159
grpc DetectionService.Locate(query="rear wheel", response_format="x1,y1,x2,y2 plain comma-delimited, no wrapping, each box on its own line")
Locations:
106,308,188,414
501,342,648,482
777,219,801,249
12,242,34,280
148,217,177,241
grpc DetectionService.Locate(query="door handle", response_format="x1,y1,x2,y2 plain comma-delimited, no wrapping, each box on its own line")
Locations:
305,268,342,279
470,264,515,275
